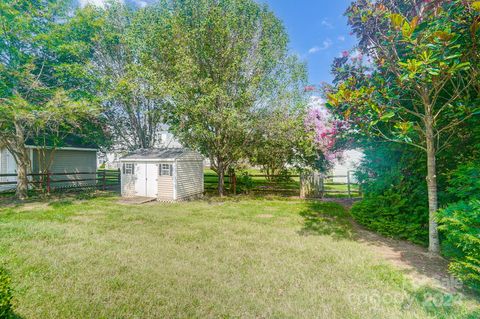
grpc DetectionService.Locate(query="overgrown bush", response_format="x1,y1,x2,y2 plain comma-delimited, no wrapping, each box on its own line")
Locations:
237,172,254,194
0,267,13,318
351,143,429,245
351,190,428,245
438,200,480,293
446,162,480,202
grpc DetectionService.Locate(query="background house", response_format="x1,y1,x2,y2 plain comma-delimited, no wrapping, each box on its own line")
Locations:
330,149,363,183
0,144,98,192
99,129,184,169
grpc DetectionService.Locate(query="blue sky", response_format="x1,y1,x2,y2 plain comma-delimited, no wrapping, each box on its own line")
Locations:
261,1,356,85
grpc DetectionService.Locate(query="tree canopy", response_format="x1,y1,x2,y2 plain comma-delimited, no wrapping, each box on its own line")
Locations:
121,0,311,195
0,0,104,199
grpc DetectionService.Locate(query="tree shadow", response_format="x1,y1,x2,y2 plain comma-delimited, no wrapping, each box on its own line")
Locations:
298,200,354,240
7,312,25,319
47,199,74,208
0,191,117,210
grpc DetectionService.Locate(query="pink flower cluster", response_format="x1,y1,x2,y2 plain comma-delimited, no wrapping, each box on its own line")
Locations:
305,108,346,162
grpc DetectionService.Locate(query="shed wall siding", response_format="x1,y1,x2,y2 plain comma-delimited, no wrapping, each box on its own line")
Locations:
157,176,174,201
176,160,204,200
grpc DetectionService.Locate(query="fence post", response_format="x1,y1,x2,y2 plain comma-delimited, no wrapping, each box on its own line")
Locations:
299,173,305,199
102,170,106,191
320,175,325,198
46,171,51,194
118,168,121,190
232,172,237,195
347,170,352,198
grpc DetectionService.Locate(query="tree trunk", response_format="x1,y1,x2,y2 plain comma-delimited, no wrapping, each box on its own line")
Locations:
425,116,440,254
16,158,29,200
11,121,31,200
217,159,225,196
229,168,237,195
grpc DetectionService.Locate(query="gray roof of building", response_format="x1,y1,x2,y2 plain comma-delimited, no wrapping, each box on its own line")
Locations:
120,148,199,160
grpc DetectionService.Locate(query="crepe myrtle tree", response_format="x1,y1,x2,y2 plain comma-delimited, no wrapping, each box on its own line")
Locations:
304,107,347,165
327,0,480,253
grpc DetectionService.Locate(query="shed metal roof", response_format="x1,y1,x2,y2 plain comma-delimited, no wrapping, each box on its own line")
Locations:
120,148,202,161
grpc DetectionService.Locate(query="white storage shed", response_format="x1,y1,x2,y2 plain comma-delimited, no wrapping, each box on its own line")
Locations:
120,148,204,201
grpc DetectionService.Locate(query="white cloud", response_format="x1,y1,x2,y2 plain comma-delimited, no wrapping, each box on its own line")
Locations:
322,38,333,50
308,38,333,55
337,35,345,42
321,19,334,29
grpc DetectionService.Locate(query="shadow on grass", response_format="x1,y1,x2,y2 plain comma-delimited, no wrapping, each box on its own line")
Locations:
298,200,354,240
0,191,118,210
48,199,74,208
5,312,24,319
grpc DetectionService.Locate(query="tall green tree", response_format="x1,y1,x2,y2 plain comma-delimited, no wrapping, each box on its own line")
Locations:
0,1,102,199
141,0,306,195
328,0,480,252
247,56,311,178
91,2,170,151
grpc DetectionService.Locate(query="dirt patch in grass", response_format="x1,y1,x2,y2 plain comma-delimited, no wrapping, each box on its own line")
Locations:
352,222,455,292
318,198,460,293
256,214,274,218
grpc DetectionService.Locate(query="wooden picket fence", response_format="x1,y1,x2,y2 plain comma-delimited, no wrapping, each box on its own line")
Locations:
0,169,121,194
299,171,361,199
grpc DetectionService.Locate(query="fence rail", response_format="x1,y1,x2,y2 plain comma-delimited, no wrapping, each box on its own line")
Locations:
204,171,361,198
0,169,121,194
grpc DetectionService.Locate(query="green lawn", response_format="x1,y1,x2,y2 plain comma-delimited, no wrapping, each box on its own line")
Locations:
0,196,478,318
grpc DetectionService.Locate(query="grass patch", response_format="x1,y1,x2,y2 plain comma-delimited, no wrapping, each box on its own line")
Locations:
0,197,478,318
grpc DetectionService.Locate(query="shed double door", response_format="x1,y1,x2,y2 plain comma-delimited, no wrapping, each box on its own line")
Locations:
135,163,158,198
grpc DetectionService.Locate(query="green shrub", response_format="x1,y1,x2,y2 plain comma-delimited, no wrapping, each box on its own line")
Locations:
351,190,428,245
0,267,13,318
351,142,429,245
438,200,480,293
446,162,480,201
237,172,254,194
272,168,292,182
